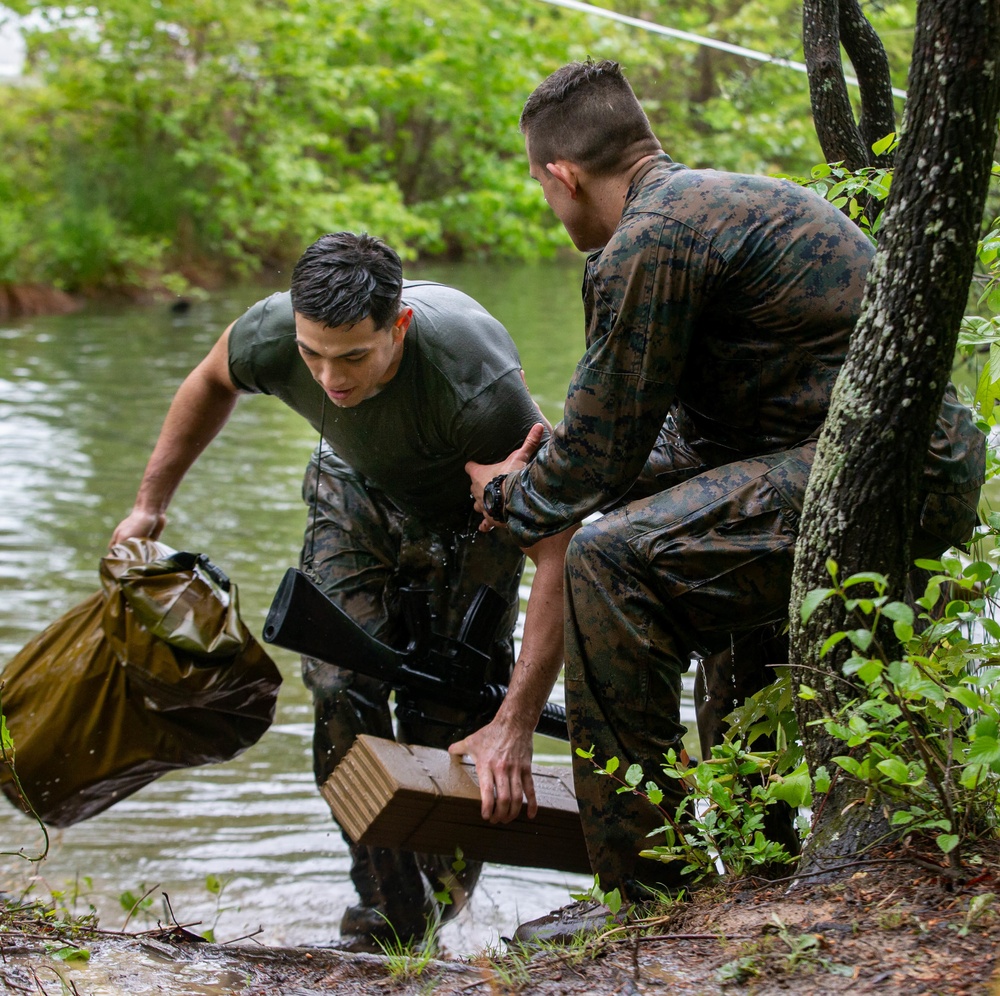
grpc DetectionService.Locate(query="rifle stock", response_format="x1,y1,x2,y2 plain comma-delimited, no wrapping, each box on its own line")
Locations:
264,567,405,675
263,568,568,740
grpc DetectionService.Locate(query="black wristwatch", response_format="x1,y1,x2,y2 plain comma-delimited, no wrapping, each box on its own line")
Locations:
483,473,508,522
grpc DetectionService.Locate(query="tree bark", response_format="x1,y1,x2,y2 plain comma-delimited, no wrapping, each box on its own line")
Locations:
790,0,1000,874
803,0,896,170
838,0,895,157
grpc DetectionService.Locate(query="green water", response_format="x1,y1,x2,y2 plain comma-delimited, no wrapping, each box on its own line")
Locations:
0,258,606,951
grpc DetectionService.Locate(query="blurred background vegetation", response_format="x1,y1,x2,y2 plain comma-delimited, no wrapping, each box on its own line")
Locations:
0,0,916,298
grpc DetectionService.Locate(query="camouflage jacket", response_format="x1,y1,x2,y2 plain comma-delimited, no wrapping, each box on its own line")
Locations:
504,156,876,544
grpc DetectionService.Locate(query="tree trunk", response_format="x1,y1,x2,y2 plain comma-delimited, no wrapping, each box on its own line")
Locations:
789,0,1000,874
803,0,896,170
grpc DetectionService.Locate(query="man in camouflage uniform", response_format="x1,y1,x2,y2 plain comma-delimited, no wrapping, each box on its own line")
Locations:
468,60,984,904
112,232,573,948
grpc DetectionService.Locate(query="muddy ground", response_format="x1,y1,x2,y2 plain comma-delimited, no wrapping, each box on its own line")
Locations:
2,842,998,995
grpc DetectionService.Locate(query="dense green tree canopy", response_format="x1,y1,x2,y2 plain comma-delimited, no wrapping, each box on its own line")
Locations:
0,0,915,294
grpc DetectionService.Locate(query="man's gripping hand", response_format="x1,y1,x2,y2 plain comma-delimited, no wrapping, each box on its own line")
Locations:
466,422,546,531
448,714,537,824
110,508,167,547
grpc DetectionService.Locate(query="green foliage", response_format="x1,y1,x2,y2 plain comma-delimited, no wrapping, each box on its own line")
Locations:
0,0,583,289
650,745,802,878
778,137,896,243
569,873,623,916
799,553,1000,863
949,891,997,936
0,0,918,293
0,688,50,863
50,944,91,962
198,873,233,943
431,847,465,906
374,915,441,981
956,169,1000,434
118,884,156,926
576,741,800,882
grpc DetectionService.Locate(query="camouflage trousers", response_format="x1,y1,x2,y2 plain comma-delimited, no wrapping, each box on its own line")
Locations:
298,447,525,941
564,441,816,896
567,430,983,897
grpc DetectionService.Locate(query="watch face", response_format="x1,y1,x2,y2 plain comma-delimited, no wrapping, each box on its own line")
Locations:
484,476,504,518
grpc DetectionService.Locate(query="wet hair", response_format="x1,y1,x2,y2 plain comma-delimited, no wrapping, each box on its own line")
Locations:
519,59,661,177
290,232,403,331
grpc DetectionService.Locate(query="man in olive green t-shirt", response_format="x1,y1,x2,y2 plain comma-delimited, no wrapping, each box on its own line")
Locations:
112,232,573,949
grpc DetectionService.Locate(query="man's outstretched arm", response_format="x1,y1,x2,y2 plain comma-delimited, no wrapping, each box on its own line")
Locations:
111,323,243,545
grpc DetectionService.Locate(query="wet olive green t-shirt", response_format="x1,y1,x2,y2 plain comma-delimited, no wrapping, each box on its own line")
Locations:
227,281,542,525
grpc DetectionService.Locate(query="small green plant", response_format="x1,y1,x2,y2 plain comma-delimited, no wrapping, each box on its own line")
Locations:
46,875,97,925
799,553,1000,868
199,873,233,943
717,915,854,983
47,943,91,964
374,916,441,982
119,884,157,929
576,741,803,883
432,847,465,907
373,851,469,980
0,688,50,863
474,945,534,993
948,891,997,936
569,873,624,916
482,949,532,991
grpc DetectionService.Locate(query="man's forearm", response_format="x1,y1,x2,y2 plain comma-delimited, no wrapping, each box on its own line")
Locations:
447,525,575,822
112,331,242,545
493,525,577,730
131,372,239,515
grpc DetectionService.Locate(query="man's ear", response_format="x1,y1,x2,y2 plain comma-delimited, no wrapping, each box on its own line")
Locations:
546,161,580,199
393,307,413,339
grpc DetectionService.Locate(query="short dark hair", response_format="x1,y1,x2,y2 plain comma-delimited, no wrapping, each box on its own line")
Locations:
519,59,661,176
291,232,403,331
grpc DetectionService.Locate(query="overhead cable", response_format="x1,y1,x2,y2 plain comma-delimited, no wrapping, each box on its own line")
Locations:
534,0,907,100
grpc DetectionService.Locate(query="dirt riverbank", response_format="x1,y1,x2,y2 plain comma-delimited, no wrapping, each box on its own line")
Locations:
2,840,998,995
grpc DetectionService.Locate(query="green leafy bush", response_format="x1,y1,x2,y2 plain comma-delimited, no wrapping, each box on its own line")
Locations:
799,552,1000,865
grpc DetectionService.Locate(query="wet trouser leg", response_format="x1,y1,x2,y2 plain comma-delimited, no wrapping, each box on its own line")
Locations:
695,627,800,857
298,453,524,940
564,443,814,896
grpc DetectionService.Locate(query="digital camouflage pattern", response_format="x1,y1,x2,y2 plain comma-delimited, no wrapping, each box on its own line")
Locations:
300,446,525,941
566,442,814,890
503,156,872,544
503,157,985,895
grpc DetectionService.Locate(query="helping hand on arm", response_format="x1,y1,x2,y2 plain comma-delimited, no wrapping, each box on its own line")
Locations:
465,422,547,531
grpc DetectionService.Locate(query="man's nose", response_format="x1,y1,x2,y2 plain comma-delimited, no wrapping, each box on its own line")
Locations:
317,363,347,391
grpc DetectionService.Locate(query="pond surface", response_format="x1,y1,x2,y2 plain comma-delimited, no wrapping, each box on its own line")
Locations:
0,259,695,952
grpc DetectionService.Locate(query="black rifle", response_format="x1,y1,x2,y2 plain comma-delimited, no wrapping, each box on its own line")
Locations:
263,568,568,741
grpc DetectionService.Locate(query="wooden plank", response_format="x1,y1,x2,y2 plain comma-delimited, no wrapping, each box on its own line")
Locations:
321,734,591,874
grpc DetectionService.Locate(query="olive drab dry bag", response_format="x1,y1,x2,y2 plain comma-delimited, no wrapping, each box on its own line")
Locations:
0,538,282,827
